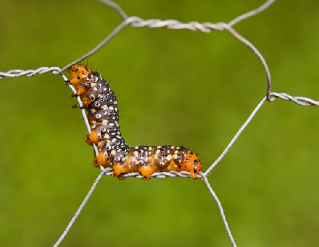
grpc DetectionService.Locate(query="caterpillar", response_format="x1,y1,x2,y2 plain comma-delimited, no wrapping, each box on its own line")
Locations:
67,64,202,180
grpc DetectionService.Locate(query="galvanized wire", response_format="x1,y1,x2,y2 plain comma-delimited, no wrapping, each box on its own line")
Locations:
270,92,319,106
0,67,61,79
1,0,318,247
0,1,276,101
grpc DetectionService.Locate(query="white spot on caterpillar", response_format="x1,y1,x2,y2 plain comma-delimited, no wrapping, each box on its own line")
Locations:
104,134,109,138
91,109,97,113
160,162,165,166
135,146,139,149
91,83,97,87
167,155,172,160
102,120,109,125
173,154,178,159
111,150,117,156
96,114,101,118
149,147,152,150
102,105,108,110
134,151,138,157
156,149,160,154
157,146,162,148
109,106,114,110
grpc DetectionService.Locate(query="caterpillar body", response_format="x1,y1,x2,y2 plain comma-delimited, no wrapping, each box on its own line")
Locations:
67,64,202,180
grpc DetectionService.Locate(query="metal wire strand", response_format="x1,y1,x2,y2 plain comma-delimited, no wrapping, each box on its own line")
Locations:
96,0,128,20
0,67,61,79
205,96,267,176
270,92,319,106
228,0,277,27
0,0,274,101
53,169,106,247
61,73,100,157
202,173,237,247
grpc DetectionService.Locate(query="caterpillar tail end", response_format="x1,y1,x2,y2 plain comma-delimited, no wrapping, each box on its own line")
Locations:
181,151,202,179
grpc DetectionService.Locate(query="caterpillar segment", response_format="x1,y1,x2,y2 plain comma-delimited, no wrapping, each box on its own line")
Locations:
67,64,202,179
94,146,202,180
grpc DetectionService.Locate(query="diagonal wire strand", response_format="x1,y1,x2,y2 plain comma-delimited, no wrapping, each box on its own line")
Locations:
53,169,106,247
205,96,267,176
0,0,277,102
229,0,277,26
201,173,237,247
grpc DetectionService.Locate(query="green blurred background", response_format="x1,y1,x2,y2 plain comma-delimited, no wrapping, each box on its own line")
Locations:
1,0,319,246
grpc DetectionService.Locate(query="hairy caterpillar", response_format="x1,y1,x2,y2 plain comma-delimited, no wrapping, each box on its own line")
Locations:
67,64,202,180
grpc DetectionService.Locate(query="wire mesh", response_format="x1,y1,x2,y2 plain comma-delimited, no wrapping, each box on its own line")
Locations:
1,0,318,246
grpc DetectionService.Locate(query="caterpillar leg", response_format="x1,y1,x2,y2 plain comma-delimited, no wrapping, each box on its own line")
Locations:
93,150,108,168
138,165,155,180
85,125,108,146
112,164,126,180
74,82,90,96
85,130,100,146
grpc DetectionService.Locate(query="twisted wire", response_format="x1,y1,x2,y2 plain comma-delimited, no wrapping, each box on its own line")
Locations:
0,0,275,100
270,92,319,106
0,67,61,79
100,167,204,179
1,1,317,246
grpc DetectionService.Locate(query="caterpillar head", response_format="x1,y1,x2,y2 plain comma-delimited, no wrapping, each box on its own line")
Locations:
180,151,202,178
67,64,91,75
67,64,92,84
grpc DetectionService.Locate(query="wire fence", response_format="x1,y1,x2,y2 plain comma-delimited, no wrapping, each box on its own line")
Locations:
1,0,318,246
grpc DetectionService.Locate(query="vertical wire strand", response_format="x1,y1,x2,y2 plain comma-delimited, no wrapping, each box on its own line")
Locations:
224,26,272,100
61,73,99,157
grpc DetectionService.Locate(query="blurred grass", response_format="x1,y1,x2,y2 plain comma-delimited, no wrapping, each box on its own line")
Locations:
0,0,319,246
